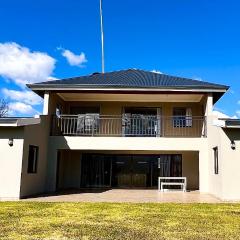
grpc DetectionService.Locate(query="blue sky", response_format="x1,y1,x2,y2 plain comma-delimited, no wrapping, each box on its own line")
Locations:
0,0,239,117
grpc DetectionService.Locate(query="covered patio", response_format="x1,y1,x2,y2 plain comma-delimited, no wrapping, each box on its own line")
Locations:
56,150,199,191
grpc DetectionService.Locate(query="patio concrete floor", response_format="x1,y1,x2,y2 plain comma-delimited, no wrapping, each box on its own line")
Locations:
24,189,222,203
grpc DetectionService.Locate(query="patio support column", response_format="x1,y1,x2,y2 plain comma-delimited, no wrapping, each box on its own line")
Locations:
205,94,213,134
199,149,209,192
43,91,50,115
205,94,213,116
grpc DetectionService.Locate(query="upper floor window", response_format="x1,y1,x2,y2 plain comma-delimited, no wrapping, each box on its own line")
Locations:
27,145,39,174
173,107,192,127
123,107,158,136
213,147,219,174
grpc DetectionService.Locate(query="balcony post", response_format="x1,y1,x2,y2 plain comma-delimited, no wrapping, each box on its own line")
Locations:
43,91,49,115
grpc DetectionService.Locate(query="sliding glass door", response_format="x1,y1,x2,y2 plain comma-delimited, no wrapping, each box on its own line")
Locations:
80,154,182,188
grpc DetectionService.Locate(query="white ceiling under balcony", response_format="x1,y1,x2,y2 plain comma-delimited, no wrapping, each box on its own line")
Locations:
57,93,204,102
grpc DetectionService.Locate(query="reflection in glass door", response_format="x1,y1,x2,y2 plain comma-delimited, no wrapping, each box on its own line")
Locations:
81,154,111,187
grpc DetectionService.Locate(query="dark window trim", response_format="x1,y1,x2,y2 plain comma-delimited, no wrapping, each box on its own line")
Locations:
213,146,219,174
27,145,39,174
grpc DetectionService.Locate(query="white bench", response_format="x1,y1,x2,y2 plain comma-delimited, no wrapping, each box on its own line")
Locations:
158,177,187,192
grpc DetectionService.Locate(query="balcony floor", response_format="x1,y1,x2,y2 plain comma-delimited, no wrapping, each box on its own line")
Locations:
24,189,222,203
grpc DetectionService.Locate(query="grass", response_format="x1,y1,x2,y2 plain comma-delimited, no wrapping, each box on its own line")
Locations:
0,203,240,239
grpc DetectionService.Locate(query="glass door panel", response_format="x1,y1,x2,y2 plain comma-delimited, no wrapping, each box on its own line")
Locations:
112,156,132,187
81,154,111,187
131,156,150,187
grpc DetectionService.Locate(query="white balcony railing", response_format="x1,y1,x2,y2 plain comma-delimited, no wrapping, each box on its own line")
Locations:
52,114,206,137
51,114,207,137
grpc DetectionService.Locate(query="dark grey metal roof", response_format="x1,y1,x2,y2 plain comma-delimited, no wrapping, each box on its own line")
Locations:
28,69,229,90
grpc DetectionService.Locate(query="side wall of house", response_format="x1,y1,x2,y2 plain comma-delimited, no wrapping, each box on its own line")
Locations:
207,114,240,200
19,116,50,198
220,128,240,200
207,117,224,199
0,128,24,200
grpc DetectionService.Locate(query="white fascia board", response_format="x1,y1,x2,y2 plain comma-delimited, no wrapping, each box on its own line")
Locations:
29,86,227,93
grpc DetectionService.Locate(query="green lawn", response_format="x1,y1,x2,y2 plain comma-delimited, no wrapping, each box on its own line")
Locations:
0,203,240,239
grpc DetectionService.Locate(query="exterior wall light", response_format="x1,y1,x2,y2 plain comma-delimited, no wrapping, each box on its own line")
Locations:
8,138,13,147
231,140,236,150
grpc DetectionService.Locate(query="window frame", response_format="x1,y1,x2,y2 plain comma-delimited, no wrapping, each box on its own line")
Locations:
173,107,187,127
27,145,39,174
213,146,219,174
172,107,193,128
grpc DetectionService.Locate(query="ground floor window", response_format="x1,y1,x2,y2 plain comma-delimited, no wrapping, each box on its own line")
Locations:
213,147,219,174
27,145,39,174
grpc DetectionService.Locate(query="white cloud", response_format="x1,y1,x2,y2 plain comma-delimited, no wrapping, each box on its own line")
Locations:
236,110,240,117
2,88,42,105
212,110,230,119
151,69,162,74
237,100,240,105
60,48,87,67
8,102,39,115
212,110,237,119
0,42,56,87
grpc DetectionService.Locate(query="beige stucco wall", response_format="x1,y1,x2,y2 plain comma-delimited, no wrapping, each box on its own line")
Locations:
217,128,240,200
182,151,199,190
221,129,240,200
0,128,24,200
206,111,240,200
65,97,204,115
207,116,223,198
219,128,240,200
19,116,50,198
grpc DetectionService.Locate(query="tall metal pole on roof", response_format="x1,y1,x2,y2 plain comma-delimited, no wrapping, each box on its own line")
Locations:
100,0,105,73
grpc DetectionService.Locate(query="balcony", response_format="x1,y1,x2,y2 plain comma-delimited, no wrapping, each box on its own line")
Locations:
51,114,206,138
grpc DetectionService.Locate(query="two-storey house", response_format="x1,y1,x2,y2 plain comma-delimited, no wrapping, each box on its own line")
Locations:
1,69,239,201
